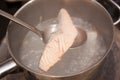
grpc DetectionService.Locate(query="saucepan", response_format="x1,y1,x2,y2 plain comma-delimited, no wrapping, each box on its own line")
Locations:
0,0,120,80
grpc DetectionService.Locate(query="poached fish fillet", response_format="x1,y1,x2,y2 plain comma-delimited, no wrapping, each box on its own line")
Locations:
39,8,78,71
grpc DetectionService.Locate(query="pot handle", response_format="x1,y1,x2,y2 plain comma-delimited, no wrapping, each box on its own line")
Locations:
0,58,17,79
109,0,120,26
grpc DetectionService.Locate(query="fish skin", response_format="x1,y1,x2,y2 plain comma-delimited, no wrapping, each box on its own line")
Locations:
39,8,78,71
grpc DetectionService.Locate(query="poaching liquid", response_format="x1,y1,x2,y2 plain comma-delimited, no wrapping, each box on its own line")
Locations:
19,17,107,76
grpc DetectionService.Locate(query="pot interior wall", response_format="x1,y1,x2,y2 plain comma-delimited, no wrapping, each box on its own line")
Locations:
7,0,113,77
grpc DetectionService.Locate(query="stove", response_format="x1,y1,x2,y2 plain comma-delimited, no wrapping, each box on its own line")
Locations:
0,0,120,80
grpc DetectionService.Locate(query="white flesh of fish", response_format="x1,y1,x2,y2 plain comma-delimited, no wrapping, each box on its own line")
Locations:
39,8,78,71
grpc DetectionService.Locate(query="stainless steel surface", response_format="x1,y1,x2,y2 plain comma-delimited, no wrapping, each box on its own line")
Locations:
6,0,114,80
0,58,17,78
109,0,120,26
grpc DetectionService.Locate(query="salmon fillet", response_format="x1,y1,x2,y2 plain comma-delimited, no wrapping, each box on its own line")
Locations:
39,8,78,71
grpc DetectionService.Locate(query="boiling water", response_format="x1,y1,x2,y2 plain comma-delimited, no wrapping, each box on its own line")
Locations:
19,17,107,76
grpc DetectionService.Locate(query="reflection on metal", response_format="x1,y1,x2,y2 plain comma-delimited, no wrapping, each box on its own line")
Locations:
109,0,120,26
0,58,17,78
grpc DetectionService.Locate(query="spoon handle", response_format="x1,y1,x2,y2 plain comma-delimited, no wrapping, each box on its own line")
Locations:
0,9,42,37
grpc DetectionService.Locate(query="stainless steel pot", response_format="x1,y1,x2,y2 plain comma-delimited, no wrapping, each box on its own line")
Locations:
0,0,120,80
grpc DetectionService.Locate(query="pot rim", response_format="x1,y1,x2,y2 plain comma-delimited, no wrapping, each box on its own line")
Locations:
6,0,114,78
